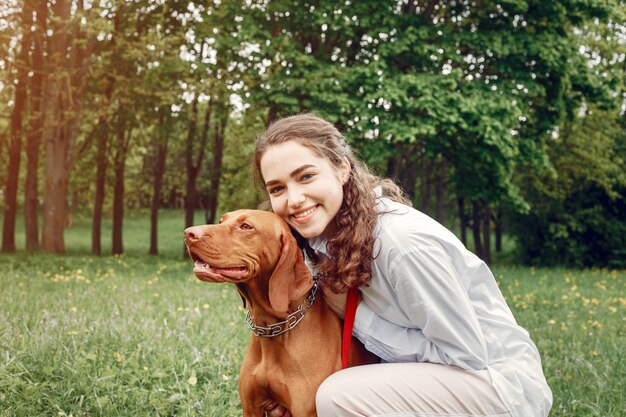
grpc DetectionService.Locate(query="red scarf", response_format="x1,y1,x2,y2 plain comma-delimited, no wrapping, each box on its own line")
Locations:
341,287,360,369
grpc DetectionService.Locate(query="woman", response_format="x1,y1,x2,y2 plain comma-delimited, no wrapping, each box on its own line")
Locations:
254,114,552,417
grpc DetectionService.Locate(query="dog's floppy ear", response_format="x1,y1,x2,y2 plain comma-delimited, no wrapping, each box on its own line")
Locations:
268,232,313,314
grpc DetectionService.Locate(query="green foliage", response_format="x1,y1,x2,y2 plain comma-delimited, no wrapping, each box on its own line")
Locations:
508,10,626,268
214,108,267,215
511,185,626,268
1,0,624,265
510,108,626,267
242,0,617,212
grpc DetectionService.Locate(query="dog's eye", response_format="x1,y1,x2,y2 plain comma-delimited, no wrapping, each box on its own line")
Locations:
239,223,253,230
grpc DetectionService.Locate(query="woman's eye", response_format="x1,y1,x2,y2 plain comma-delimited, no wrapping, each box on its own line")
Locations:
239,223,253,230
301,173,315,181
268,186,284,194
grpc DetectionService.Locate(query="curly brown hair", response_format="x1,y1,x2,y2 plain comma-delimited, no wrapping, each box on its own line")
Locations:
253,114,410,292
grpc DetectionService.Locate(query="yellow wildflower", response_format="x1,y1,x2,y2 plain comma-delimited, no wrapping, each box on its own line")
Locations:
188,374,198,386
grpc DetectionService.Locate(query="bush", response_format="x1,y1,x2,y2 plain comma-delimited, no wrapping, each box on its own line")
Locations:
511,185,626,268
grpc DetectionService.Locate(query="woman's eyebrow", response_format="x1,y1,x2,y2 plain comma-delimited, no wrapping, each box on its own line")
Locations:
265,164,316,187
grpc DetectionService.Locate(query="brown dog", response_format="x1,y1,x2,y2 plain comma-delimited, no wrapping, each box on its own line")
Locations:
184,209,378,417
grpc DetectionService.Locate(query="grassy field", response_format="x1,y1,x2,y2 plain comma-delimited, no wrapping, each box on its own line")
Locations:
0,210,624,416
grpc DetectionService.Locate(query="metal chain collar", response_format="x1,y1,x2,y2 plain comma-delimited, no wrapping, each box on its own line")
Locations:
245,275,319,338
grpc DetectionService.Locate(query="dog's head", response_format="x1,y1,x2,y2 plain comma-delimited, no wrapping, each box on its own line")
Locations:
184,209,312,313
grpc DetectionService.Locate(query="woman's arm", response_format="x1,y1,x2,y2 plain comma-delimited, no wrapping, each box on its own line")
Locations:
354,244,489,370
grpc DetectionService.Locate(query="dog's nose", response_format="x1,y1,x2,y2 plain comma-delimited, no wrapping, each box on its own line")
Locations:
184,226,208,242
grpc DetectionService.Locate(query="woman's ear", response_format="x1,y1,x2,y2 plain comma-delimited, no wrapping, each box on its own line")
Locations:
340,157,351,184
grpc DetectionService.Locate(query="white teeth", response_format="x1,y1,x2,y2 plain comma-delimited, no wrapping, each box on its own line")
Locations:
293,206,316,219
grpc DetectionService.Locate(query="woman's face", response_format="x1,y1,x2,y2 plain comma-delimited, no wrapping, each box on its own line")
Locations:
260,141,350,239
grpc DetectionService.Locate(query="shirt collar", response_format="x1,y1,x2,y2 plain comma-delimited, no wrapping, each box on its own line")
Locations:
308,235,329,256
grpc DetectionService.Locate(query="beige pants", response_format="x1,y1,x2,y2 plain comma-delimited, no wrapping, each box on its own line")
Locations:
316,363,511,417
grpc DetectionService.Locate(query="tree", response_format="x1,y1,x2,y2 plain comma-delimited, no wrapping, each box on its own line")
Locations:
183,93,209,231
80,0,187,255
206,92,230,225
149,112,170,255
88,11,118,256
141,10,186,255
1,0,32,253
509,9,625,267
23,0,47,252
41,0,96,253
111,126,131,255
511,105,625,266
242,0,614,263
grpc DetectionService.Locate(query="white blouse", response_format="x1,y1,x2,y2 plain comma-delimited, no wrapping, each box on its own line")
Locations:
309,197,552,417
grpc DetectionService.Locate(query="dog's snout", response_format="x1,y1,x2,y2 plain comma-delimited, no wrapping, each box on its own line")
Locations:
184,226,208,242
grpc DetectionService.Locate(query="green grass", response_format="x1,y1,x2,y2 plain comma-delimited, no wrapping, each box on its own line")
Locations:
0,253,247,416
0,211,624,416
493,267,625,416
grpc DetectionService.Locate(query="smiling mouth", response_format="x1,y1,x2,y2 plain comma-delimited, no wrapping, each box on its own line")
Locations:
195,261,249,278
190,253,249,280
291,205,319,220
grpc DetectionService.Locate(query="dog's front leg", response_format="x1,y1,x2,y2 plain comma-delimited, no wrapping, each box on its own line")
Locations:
240,370,276,417
240,400,267,417
240,385,271,417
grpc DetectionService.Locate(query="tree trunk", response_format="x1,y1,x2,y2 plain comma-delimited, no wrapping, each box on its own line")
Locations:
267,103,278,126
207,111,227,225
2,2,32,253
184,94,200,230
435,158,447,224
494,208,503,253
24,0,47,252
420,156,432,215
458,196,467,246
386,143,401,182
472,200,483,259
91,14,117,255
65,190,78,228
41,0,69,253
399,145,418,202
42,129,70,253
41,80,68,253
111,129,129,255
149,114,168,255
482,204,492,264
92,127,108,255
41,0,94,253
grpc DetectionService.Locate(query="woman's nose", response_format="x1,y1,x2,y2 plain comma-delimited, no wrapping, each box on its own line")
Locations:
287,187,305,208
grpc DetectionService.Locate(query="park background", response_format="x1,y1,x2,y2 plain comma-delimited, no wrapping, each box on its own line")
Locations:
0,0,624,416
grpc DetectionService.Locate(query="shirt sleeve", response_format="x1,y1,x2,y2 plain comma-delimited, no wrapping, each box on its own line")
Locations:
353,243,488,370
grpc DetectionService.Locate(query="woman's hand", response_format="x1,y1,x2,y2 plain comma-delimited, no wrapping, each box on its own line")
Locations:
265,402,291,417
321,285,354,319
